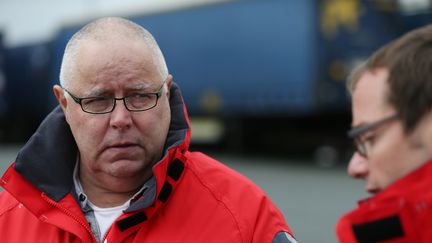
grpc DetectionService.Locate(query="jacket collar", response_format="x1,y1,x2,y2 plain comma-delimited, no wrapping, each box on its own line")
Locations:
13,83,190,202
336,160,432,242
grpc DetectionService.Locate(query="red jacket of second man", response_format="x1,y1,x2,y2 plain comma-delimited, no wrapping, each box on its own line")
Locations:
336,160,432,243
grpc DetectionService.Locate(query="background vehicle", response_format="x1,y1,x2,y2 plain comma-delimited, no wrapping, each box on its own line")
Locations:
2,0,431,159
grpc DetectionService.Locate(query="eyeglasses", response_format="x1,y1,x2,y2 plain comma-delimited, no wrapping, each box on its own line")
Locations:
347,114,398,158
62,79,167,114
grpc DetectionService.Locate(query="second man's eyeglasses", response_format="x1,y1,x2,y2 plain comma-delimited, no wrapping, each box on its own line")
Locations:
347,114,398,158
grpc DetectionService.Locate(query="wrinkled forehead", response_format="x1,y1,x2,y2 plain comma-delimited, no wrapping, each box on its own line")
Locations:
77,38,155,70
70,39,163,92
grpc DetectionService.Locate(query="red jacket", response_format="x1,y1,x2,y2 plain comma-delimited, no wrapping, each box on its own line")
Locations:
0,84,295,243
336,161,432,243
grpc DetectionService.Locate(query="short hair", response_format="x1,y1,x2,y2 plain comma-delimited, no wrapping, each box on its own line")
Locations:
59,17,168,89
347,24,432,133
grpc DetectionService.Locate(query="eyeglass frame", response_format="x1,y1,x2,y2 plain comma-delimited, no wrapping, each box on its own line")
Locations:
62,79,168,114
347,114,398,158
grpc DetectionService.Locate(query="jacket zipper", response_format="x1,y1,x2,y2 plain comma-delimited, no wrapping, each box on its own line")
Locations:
41,193,98,243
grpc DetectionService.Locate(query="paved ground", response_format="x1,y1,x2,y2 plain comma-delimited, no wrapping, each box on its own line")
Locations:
0,144,367,242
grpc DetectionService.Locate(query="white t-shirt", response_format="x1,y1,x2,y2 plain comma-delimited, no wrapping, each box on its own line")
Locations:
87,200,129,240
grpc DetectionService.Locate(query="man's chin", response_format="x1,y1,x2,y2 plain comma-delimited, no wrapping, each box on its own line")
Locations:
102,145,143,158
104,159,148,178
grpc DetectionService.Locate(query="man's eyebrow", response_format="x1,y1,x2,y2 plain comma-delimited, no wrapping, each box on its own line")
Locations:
85,83,154,97
128,83,152,91
86,88,108,97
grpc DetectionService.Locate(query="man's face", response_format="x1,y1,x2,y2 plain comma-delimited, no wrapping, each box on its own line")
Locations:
348,68,431,194
55,39,171,181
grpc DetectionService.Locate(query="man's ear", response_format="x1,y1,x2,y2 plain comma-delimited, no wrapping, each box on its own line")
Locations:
53,85,68,115
166,74,173,98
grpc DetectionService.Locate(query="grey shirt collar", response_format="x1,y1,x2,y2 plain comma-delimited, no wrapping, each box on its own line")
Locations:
72,158,156,211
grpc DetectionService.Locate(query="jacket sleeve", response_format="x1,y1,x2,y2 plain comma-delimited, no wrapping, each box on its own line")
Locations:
249,193,297,243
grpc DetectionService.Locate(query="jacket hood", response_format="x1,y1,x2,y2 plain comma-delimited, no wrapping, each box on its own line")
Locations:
13,82,190,202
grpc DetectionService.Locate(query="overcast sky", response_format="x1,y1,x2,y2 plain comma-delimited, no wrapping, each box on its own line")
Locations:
0,0,224,47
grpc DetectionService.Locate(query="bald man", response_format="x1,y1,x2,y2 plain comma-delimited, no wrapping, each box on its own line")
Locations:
0,17,296,243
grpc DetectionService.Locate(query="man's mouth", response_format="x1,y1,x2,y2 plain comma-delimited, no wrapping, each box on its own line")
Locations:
104,142,141,151
110,143,136,148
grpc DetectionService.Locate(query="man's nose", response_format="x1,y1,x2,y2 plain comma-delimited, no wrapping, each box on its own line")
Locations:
109,99,132,129
347,152,368,179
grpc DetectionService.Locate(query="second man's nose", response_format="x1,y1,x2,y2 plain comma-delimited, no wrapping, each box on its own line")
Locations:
347,152,369,179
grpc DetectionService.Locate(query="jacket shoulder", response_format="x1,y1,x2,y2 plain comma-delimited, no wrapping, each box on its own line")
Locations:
185,151,265,196
183,151,291,241
0,190,20,217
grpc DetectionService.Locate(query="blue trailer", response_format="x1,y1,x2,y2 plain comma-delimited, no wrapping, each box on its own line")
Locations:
3,0,432,155
50,0,345,117
2,41,53,142
46,0,402,152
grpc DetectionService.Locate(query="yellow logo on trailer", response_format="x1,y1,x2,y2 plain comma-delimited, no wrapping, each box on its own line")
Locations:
320,0,361,38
